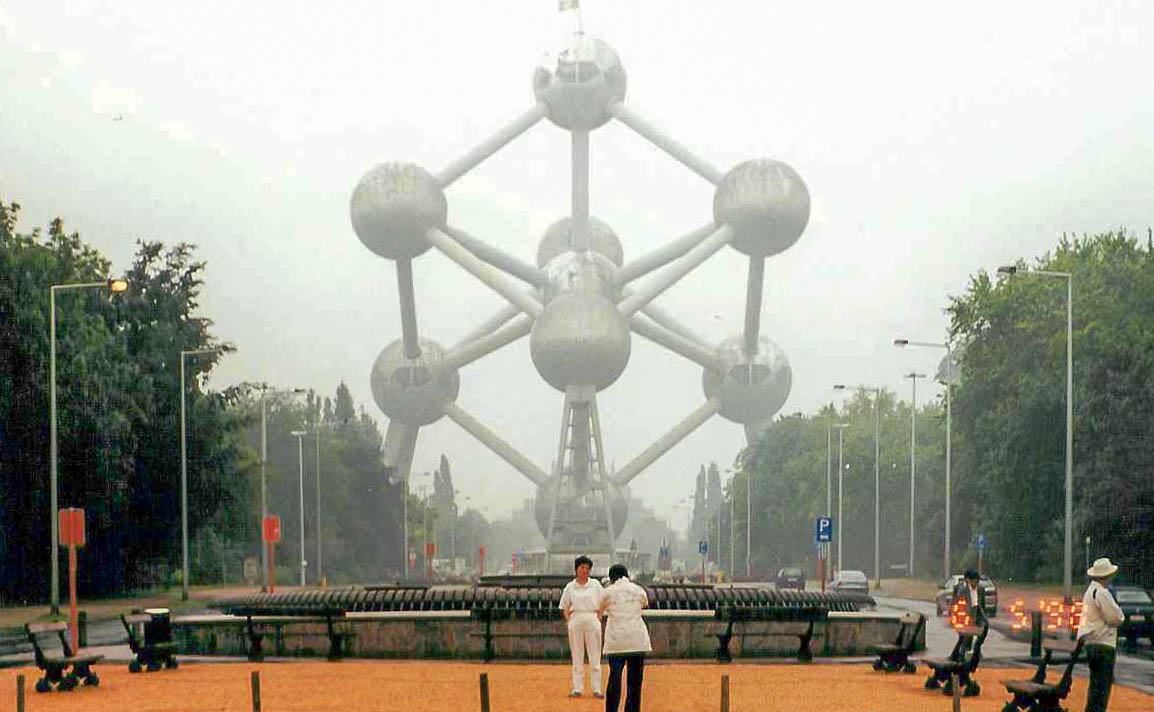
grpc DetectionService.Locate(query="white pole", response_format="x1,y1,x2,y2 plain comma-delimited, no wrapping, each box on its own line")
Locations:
316,427,322,584
837,428,845,573
260,393,268,590
49,286,59,614
945,343,952,578
1063,275,1073,602
294,432,306,586
874,388,881,589
745,473,751,578
180,353,189,601
826,424,832,516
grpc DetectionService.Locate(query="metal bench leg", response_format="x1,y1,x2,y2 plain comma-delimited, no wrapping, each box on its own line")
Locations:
247,620,264,662
716,621,735,663
326,617,343,661
796,622,814,662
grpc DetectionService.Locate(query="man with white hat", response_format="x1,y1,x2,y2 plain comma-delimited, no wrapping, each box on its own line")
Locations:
1079,557,1125,712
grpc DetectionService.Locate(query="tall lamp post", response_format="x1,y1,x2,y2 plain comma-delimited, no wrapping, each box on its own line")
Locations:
834,384,883,588
894,337,954,578
49,277,128,613
826,421,847,578
997,264,1074,601
290,430,308,586
180,347,227,601
258,386,305,591
830,423,849,573
902,372,925,578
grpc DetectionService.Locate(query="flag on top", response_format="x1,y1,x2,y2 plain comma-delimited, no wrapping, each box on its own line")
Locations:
559,0,579,11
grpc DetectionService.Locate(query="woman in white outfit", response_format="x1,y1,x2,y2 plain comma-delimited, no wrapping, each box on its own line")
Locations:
598,564,651,712
559,555,603,698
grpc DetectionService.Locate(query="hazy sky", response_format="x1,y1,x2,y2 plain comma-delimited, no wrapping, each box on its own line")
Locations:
3,1,1152,529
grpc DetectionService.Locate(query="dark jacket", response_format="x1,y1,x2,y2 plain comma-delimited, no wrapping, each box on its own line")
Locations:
953,581,987,623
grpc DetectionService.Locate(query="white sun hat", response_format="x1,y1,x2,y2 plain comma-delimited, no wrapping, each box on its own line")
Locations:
1086,557,1119,578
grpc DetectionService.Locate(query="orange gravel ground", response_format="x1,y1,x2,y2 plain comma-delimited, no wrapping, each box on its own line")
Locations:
3,661,1151,712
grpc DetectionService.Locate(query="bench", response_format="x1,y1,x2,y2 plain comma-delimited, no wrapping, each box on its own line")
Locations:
25,622,104,692
1001,638,1084,712
870,612,925,673
924,622,988,697
244,611,355,661
470,608,567,663
121,612,178,672
713,606,827,662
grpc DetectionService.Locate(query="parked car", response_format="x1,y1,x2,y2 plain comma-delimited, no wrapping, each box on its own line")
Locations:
830,570,869,593
934,574,998,617
1114,585,1154,648
775,567,806,590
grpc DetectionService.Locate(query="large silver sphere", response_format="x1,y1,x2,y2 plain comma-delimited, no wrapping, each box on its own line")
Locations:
534,477,628,540
370,338,459,426
702,334,792,425
350,163,446,260
530,292,631,392
713,159,810,258
542,250,619,304
533,36,627,131
536,216,624,267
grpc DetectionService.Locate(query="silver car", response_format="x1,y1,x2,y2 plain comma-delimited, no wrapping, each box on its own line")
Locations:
831,570,869,593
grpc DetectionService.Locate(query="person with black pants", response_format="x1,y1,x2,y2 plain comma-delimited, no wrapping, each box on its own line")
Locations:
598,564,650,712
1079,557,1125,712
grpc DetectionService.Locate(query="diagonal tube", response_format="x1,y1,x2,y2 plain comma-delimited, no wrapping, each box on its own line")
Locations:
427,227,543,318
443,402,549,487
450,301,521,352
612,104,724,186
396,258,421,359
435,103,548,187
442,314,534,371
617,222,717,285
743,256,765,356
613,398,721,487
629,314,720,371
640,302,712,352
443,225,545,287
618,224,734,317
383,420,419,481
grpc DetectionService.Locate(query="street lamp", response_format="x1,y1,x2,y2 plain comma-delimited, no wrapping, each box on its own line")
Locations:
290,429,308,586
48,277,129,612
997,264,1074,601
834,383,883,588
825,421,847,580
902,372,926,578
258,386,305,590
828,423,849,574
894,337,955,577
180,347,228,601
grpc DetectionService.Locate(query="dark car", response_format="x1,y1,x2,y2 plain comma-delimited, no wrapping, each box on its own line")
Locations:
775,567,805,590
935,574,999,617
1114,585,1154,648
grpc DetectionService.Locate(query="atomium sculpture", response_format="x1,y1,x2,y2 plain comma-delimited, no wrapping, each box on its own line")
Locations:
351,34,807,570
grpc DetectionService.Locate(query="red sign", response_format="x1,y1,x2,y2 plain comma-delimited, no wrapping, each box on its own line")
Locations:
425,541,436,557
59,508,85,547
262,515,282,543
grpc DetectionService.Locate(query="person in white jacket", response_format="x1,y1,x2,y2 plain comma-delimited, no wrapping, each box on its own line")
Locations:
598,564,651,712
1078,557,1126,712
559,555,603,698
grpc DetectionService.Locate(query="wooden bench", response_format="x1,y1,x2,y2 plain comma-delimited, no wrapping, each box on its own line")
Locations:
923,622,988,697
713,606,827,662
1001,638,1084,712
25,622,103,692
869,612,925,673
121,612,178,672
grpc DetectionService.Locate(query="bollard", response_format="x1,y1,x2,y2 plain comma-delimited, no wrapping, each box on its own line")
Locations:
251,670,262,712
1029,610,1043,659
479,672,491,712
720,674,730,712
951,673,961,712
16,674,25,712
78,610,88,648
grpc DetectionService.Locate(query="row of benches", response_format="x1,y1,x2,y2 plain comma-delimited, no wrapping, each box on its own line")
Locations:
25,614,177,693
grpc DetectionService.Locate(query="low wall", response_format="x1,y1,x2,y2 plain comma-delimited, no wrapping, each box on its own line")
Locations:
173,610,923,660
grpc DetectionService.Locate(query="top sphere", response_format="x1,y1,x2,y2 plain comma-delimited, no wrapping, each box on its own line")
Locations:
350,163,446,260
713,159,810,258
536,216,624,267
533,35,627,131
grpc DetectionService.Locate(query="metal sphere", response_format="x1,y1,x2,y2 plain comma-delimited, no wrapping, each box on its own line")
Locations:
536,216,624,267
533,36,627,130
533,476,628,540
712,159,810,258
350,162,446,260
530,292,631,392
702,334,792,425
370,338,460,426
541,250,619,304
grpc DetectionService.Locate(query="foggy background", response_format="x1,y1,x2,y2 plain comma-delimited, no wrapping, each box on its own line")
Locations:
2,0,1151,529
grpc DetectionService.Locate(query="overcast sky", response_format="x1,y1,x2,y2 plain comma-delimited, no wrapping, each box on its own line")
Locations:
3,1,1152,530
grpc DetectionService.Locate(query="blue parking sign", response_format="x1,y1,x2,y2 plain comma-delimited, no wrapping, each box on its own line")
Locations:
699,539,708,555
816,517,833,543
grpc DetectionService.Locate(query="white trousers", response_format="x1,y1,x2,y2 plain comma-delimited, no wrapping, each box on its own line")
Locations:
567,613,602,694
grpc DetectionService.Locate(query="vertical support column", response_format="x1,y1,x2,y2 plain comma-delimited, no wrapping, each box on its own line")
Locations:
571,130,590,251
743,257,765,356
396,258,421,359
